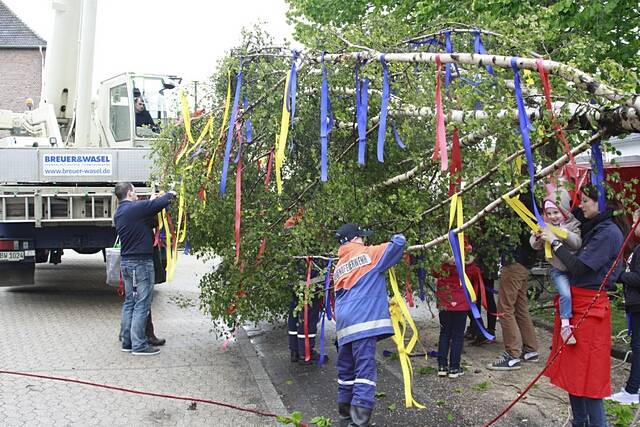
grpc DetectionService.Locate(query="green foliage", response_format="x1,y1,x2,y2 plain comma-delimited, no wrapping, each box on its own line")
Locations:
472,381,491,392
375,391,387,398
418,366,436,375
277,411,304,426
387,403,397,412
604,400,638,427
152,5,637,332
310,416,333,426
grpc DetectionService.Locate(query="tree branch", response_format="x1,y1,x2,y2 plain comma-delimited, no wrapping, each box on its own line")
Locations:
406,130,604,252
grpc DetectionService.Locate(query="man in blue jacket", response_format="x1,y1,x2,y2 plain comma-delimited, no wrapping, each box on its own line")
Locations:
333,223,406,426
114,182,175,356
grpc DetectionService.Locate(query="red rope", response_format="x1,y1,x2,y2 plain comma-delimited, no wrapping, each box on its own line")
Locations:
484,216,640,426
0,369,281,419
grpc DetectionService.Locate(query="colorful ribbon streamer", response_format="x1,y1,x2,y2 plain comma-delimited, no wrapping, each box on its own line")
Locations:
206,70,232,179
220,65,244,197
432,55,448,170
388,268,425,409
304,257,312,361
502,194,568,259
590,141,606,213
320,53,330,181
391,121,406,150
235,155,243,264
377,55,390,163
243,94,252,144
511,58,545,226
443,31,461,93
275,70,292,194
448,128,462,196
355,61,369,165
317,258,333,366
473,31,494,76
404,254,414,308
288,50,298,129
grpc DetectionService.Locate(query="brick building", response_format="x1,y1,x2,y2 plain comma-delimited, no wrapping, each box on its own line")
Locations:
0,0,46,111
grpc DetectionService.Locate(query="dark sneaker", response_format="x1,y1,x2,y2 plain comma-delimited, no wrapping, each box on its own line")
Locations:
487,351,521,370
448,368,464,379
298,350,328,365
132,346,160,356
148,336,166,346
520,350,539,362
121,346,132,353
438,365,448,377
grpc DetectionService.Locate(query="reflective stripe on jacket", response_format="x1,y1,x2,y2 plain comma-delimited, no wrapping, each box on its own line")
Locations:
334,234,406,346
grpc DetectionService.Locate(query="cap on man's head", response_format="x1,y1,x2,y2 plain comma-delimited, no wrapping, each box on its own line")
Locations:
335,223,373,245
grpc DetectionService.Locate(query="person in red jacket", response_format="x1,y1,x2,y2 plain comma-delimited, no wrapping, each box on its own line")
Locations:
432,248,480,379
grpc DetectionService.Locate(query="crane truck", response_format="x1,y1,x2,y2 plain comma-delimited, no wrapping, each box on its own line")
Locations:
0,0,179,285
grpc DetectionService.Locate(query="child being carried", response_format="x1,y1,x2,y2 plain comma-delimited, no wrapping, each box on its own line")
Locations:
530,188,582,344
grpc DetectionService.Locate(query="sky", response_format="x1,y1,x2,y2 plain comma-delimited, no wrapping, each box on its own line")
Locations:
3,0,295,86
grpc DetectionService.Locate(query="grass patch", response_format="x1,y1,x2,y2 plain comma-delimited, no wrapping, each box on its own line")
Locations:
472,381,491,392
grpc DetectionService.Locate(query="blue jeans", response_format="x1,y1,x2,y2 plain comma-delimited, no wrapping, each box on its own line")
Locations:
337,337,377,409
625,312,640,394
550,267,572,319
438,310,467,369
569,394,606,427
119,258,155,352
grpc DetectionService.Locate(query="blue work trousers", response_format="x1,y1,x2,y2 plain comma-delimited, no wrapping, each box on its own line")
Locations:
337,336,377,409
287,294,321,355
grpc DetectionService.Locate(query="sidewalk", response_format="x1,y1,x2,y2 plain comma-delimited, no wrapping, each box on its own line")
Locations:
246,298,635,426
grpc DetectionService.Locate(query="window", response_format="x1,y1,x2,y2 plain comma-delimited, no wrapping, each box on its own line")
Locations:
109,84,130,142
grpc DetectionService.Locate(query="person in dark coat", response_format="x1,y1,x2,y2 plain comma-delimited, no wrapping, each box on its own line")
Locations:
135,97,158,132
541,185,629,427
607,208,640,405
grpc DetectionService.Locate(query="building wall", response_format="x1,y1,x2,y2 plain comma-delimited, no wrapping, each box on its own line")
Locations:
0,48,44,111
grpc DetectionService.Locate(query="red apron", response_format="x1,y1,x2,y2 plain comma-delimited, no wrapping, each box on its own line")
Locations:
544,287,611,398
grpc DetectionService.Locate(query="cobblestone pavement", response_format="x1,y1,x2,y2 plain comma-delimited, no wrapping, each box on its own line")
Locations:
0,252,281,426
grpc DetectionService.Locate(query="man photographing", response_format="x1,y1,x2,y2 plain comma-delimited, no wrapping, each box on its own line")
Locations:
114,182,175,356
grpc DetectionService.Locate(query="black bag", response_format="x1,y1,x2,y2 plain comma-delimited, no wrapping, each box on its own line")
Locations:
153,246,167,284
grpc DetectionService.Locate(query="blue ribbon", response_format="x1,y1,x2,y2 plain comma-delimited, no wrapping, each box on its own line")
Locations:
628,312,633,337
416,267,426,302
473,31,494,76
320,54,330,182
444,31,461,93
590,141,606,212
448,230,494,341
287,50,298,129
183,240,191,255
511,58,545,226
391,120,406,149
243,94,252,144
355,61,369,165
318,259,333,366
220,64,244,197
377,55,390,163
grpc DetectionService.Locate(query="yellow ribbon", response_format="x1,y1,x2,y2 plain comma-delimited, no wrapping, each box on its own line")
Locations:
207,70,232,178
161,209,173,281
275,72,292,195
502,194,568,259
388,268,425,409
447,193,477,301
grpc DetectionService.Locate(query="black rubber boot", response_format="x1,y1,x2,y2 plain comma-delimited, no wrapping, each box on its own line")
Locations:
348,405,372,427
338,403,352,427
290,350,299,362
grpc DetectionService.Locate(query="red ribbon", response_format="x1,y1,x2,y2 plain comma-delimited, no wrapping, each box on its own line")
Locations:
432,54,448,171
304,257,312,361
264,149,274,190
235,157,242,264
404,254,414,307
448,127,462,196
535,59,576,178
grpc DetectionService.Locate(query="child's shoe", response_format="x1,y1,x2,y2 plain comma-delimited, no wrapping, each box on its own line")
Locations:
438,365,448,377
561,325,577,345
448,368,464,379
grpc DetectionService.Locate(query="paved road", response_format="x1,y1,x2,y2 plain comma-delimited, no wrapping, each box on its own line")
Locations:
0,252,281,427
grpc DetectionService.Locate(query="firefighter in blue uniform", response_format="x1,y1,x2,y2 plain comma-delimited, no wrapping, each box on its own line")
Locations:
333,223,406,427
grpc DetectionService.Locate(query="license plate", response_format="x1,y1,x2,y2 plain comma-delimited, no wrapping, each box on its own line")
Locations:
0,251,24,262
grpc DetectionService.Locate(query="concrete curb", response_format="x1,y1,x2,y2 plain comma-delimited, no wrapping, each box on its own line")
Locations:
237,326,288,421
